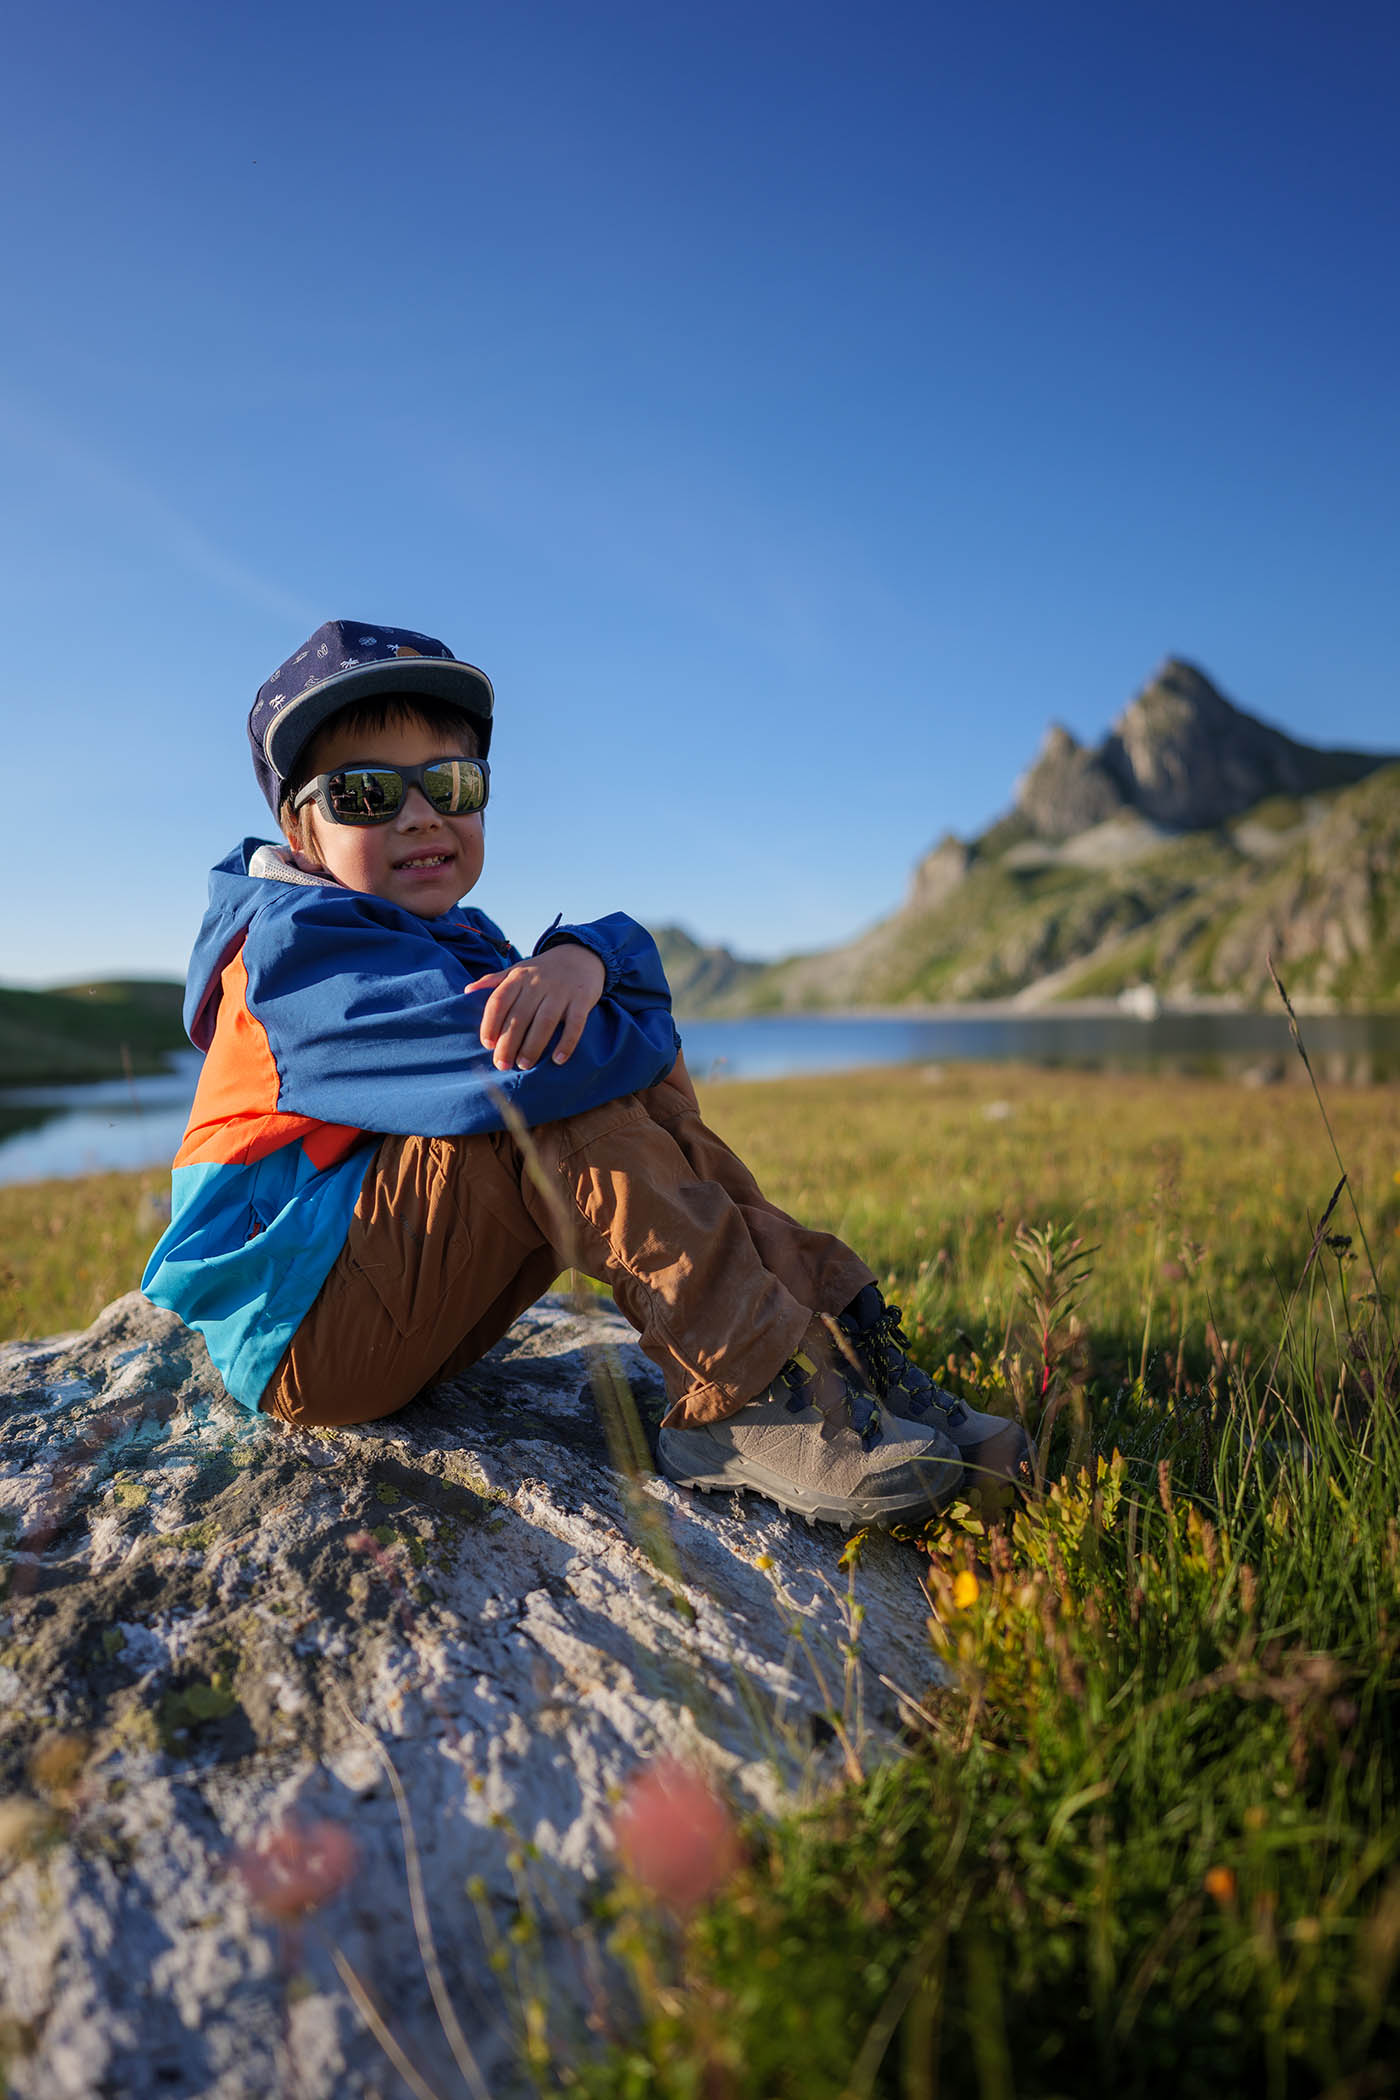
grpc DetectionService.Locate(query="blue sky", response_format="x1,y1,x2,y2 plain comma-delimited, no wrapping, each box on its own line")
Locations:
2,0,1397,984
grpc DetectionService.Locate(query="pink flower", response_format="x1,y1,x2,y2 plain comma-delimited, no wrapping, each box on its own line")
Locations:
234,1818,358,1922
613,1759,742,1917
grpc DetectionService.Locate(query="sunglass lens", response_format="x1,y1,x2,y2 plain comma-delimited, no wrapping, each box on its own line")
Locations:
422,759,487,814
327,767,406,823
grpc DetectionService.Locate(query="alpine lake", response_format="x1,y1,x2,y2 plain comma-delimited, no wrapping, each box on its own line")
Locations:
5,1005,1400,1186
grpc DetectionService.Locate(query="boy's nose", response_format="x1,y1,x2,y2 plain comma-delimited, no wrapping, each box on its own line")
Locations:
394,787,442,827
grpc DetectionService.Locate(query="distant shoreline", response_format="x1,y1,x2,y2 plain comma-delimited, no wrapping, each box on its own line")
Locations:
676,994,1394,1023
6,993,1399,1098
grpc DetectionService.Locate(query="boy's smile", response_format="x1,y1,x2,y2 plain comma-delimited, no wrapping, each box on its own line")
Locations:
287,716,485,917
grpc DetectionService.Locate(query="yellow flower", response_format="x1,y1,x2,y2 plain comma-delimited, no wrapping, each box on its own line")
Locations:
1203,1865,1237,1905
952,1569,980,1611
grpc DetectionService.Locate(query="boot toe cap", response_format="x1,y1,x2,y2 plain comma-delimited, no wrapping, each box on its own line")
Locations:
949,1412,1032,1485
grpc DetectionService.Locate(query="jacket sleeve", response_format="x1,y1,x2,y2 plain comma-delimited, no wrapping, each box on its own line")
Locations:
532,912,673,1010
242,891,678,1138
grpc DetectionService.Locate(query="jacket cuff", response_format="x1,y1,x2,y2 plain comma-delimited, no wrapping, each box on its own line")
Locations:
533,920,623,994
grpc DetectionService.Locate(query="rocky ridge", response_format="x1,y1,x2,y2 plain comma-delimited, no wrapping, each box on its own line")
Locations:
1012,659,1388,841
0,1293,935,2099
672,661,1400,1013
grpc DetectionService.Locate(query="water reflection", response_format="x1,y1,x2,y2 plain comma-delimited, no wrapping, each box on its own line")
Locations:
0,1052,205,1186
679,1009,1400,1086
4,1015,1400,1186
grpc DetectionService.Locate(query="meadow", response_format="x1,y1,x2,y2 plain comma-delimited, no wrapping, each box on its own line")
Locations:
7,1058,1400,1358
2,1053,1399,2094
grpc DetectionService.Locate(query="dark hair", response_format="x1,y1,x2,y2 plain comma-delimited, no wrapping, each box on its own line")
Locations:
279,693,483,825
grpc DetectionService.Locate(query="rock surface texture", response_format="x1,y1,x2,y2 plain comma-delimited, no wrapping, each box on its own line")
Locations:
0,1293,936,2100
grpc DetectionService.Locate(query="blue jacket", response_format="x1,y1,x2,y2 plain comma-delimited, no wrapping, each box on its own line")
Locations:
143,842,678,1408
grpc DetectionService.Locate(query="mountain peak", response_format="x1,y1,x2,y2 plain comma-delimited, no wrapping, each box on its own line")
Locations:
1014,723,1128,840
1016,662,1395,840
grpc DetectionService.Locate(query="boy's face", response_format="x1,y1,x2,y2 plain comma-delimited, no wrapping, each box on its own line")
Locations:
284,715,485,917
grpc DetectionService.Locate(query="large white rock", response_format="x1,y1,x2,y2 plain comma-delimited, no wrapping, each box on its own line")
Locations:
0,1293,938,2099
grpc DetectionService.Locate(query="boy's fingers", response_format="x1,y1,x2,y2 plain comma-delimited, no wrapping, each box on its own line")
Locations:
496,1003,538,1066
479,973,527,1046
490,1005,526,1066
476,954,602,1067
516,999,565,1069
492,991,555,1070
551,997,593,1064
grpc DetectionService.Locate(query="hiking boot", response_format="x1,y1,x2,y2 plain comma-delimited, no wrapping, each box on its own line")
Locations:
656,1321,965,1528
838,1286,1033,1491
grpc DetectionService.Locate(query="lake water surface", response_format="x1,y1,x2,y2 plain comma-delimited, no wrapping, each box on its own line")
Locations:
4,1011,1400,1186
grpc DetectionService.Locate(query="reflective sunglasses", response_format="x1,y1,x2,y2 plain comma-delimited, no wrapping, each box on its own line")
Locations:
291,755,490,827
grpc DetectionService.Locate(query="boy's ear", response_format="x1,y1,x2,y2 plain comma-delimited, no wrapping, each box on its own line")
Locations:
280,807,323,871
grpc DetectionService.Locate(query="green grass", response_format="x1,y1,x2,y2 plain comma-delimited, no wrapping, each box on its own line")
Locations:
5,1059,1400,2094
702,1062,1400,1395
0,1167,171,1339
564,1065,1400,2097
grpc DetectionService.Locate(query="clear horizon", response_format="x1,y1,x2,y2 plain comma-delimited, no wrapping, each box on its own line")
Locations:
3,0,1397,986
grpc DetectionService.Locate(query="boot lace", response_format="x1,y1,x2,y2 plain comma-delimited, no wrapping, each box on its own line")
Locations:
778,1351,883,1451
847,1297,965,1426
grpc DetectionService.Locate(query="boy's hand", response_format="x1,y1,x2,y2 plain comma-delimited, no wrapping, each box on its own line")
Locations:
467,944,608,1071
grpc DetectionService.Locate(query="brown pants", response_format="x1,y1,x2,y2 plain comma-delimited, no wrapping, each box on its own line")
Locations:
261,1073,874,1430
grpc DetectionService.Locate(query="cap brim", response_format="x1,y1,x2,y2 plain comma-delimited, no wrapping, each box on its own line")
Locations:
264,656,495,779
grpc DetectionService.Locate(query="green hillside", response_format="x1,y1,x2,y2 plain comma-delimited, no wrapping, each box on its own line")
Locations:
0,980,188,1088
734,763,1400,1013
650,925,768,1015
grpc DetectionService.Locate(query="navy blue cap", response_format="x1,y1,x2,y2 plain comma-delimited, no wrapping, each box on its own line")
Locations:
248,619,495,814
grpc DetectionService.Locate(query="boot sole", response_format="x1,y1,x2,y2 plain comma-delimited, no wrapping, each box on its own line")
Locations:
655,1434,965,1530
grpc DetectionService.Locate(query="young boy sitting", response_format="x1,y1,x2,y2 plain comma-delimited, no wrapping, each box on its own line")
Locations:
143,620,1026,1528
